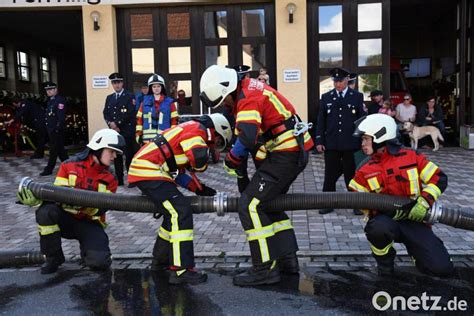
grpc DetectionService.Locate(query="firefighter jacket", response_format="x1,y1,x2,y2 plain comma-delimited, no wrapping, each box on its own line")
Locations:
46,95,67,134
53,153,118,227
230,78,313,159
128,120,211,188
136,94,178,143
348,147,447,219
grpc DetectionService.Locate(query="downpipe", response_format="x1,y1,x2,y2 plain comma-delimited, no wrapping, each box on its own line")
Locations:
19,177,474,231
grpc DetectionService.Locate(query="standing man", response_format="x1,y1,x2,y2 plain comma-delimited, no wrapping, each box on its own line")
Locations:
315,68,365,215
40,81,69,176
103,72,136,186
200,65,313,286
9,97,47,159
348,72,357,90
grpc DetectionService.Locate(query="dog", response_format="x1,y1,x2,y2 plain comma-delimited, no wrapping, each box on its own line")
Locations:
402,121,444,151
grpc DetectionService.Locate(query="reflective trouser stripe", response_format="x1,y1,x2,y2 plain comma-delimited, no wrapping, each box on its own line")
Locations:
38,224,60,236
162,200,182,267
158,226,193,243
369,241,394,256
245,219,293,241
248,198,270,263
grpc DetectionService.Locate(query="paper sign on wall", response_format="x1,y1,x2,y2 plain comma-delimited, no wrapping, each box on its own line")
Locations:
92,76,109,89
283,69,301,83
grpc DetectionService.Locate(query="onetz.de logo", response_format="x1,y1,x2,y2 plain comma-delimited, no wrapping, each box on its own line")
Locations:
372,291,468,311
12,0,101,4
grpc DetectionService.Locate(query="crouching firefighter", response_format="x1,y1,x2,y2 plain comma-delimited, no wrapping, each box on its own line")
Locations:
200,65,314,286
128,113,233,285
17,129,125,274
349,114,453,277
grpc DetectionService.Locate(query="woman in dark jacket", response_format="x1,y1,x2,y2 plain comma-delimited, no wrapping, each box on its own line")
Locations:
417,96,445,137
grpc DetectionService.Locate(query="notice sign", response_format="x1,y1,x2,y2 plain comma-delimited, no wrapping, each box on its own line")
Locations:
92,76,109,89
283,69,301,83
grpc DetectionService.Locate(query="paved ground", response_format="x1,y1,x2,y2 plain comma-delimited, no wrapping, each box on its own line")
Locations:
1,146,474,259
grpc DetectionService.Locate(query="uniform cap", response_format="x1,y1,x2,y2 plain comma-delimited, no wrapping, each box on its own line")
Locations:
109,72,124,82
329,68,350,82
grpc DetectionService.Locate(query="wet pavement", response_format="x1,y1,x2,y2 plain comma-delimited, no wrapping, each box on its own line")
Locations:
0,266,473,315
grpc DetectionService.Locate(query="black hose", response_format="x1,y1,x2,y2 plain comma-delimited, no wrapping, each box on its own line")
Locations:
0,250,44,268
22,179,474,231
25,180,409,214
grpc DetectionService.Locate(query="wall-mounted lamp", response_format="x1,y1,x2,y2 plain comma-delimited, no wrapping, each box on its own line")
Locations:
90,11,101,31
286,3,297,24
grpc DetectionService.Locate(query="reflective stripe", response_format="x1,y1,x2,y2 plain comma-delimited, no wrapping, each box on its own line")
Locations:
248,198,270,262
175,154,188,165
246,219,293,241
262,90,292,118
162,200,181,267
255,145,267,160
136,125,143,131
159,227,193,242
38,224,60,236
367,177,381,192
136,142,159,158
423,183,441,200
158,226,170,241
180,136,207,152
98,183,110,193
171,111,179,118
131,158,162,170
163,126,183,141
127,167,172,179
420,161,438,183
236,110,262,124
68,174,77,187
369,241,393,256
54,177,69,186
348,179,369,192
406,168,420,196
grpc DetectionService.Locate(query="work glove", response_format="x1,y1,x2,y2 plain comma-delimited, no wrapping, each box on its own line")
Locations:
407,197,430,222
223,151,244,178
195,184,217,197
16,187,42,207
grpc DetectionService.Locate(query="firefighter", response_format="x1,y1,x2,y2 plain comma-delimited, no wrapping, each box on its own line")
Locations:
41,81,69,176
349,114,453,277
135,74,178,145
103,73,136,186
128,113,232,285
17,129,125,274
200,65,314,286
9,97,47,159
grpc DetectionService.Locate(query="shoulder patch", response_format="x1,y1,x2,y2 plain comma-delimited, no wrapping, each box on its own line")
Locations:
58,103,65,110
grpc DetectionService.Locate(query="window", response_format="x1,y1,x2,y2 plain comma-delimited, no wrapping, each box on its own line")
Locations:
40,56,51,82
17,51,30,81
0,46,5,78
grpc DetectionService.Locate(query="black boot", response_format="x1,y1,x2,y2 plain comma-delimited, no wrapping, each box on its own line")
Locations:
41,253,65,274
277,253,299,274
168,267,207,285
233,261,281,286
39,169,52,176
319,208,334,215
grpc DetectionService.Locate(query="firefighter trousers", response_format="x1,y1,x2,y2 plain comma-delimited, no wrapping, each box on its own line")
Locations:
35,203,111,270
239,151,306,266
365,214,454,276
137,180,195,268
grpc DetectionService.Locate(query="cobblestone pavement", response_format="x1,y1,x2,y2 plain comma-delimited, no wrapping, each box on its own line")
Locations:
1,147,473,259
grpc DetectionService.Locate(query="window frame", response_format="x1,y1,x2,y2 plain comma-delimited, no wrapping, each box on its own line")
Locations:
39,55,51,84
0,45,6,79
16,50,31,82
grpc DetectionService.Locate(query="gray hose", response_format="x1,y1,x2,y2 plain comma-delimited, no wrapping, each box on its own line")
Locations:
20,177,474,231
0,250,44,268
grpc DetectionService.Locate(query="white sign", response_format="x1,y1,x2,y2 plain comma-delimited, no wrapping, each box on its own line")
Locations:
92,76,109,89
283,69,301,83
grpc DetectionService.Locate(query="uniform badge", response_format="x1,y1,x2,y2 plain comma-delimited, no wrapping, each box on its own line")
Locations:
327,109,331,114
58,103,64,110
352,109,356,114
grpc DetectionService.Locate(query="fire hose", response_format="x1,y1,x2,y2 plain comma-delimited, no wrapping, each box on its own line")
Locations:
18,177,474,231
2,177,474,268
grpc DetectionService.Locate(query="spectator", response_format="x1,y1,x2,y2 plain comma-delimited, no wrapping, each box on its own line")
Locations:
134,84,149,113
259,67,270,84
378,100,396,117
417,96,446,137
395,94,416,124
257,73,269,84
367,90,384,114
348,73,357,90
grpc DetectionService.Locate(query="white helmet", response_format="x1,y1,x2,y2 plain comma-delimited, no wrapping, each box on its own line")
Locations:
87,129,125,154
353,114,397,143
148,74,166,94
208,113,233,151
200,65,238,108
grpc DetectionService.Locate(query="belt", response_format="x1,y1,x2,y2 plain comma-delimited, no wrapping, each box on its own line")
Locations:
153,134,178,178
262,115,300,142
